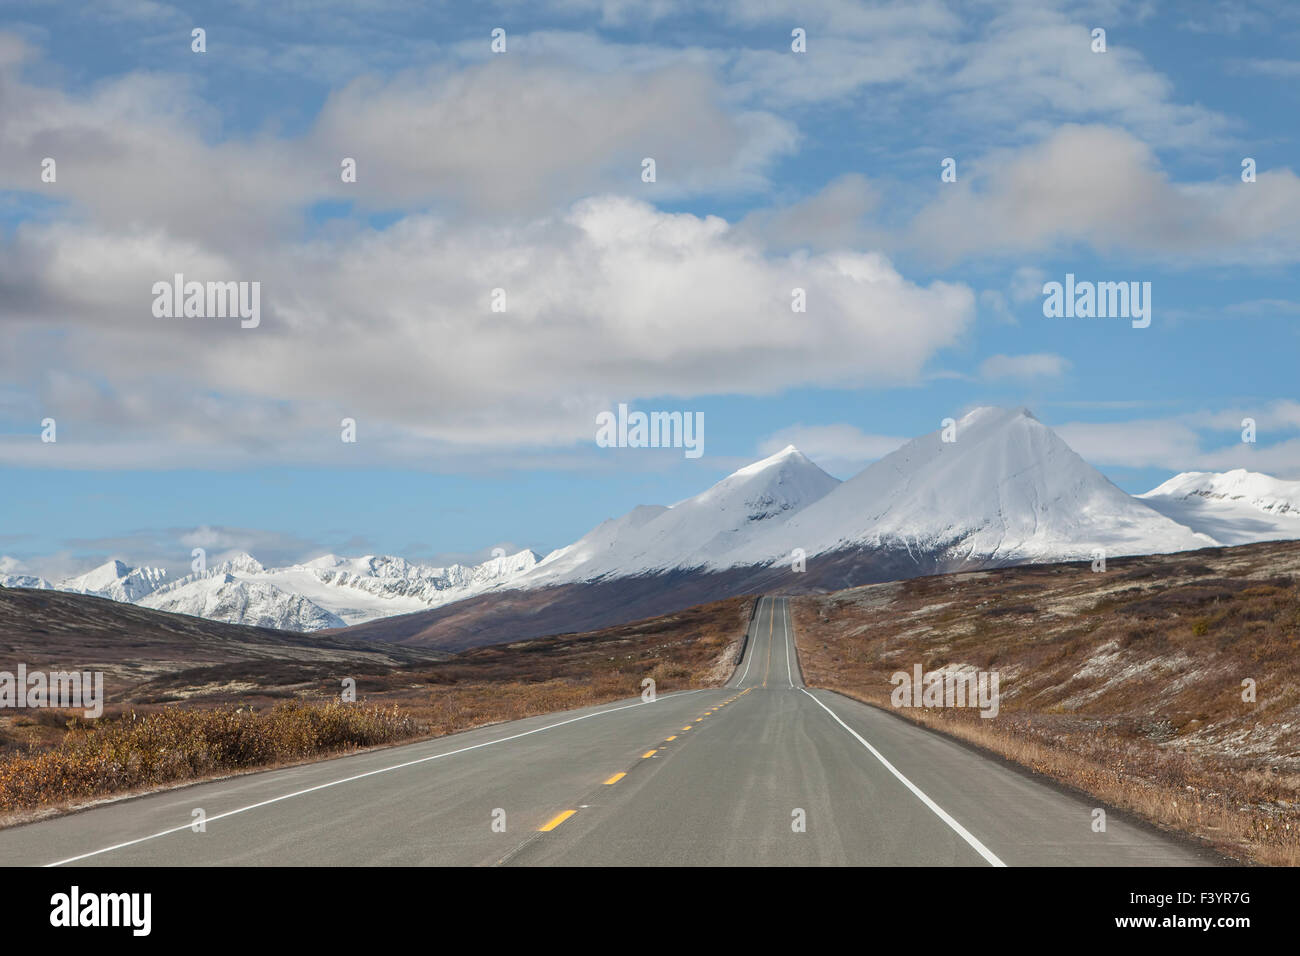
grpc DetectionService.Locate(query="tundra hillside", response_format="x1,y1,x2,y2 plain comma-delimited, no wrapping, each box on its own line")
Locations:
0,591,750,821
793,539,1300,866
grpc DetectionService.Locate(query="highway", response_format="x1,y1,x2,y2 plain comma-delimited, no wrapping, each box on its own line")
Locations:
0,597,1220,866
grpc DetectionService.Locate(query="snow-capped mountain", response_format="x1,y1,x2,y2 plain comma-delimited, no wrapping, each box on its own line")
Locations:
300,549,540,601
529,445,839,582
715,407,1214,567
22,548,542,632
525,408,1213,586
13,407,1300,640
140,574,348,631
1138,469,1300,545
58,559,169,603
0,557,53,591
527,505,669,581
298,408,1300,650
0,574,53,590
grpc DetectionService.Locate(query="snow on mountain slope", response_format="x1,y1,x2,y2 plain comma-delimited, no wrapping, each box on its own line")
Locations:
134,549,541,628
1138,469,1300,545
0,574,53,589
29,408,1294,634
722,407,1213,566
58,559,168,603
0,557,53,590
528,445,840,582
531,505,670,580
139,574,346,631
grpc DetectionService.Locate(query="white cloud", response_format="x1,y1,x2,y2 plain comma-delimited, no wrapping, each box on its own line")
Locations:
1055,407,1300,477
1194,401,1300,433
1231,57,1300,77
758,423,907,475
907,124,1300,266
1054,418,1205,468
0,196,974,466
1009,266,1048,303
1194,437,1300,478
0,36,797,239
979,353,1070,381
736,174,881,251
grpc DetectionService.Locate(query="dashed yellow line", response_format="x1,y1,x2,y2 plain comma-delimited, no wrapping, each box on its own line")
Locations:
681,726,692,731
665,735,677,741
538,810,576,831
641,750,657,758
603,772,626,785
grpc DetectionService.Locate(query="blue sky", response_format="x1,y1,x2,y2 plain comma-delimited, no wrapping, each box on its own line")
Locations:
1,0,1298,578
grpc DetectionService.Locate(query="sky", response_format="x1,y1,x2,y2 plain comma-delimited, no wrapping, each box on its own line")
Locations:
1,0,1298,580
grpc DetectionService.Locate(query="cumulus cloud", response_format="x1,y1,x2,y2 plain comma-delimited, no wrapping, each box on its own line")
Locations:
0,195,974,466
306,58,797,214
907,124,1300,266
0,35,796,242
1055,407,1300,478
735,174,882,251
1054,418,1209,469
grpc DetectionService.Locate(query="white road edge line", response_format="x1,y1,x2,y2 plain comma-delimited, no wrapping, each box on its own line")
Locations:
736,597,761,686
782,598,793,688
42,688,709,867
799,688,1007,868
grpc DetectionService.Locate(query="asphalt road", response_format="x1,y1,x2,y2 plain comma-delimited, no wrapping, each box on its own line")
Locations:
0,597,1220,866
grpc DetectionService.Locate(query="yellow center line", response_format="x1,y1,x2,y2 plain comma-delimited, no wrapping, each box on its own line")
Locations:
641,750,657,758
539,810,577,831
665,735,677,741
764,602,773,687
681,726,692,731
603,772,626,785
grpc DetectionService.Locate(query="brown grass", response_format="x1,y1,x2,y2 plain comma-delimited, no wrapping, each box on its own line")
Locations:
0,595,751,820
0,701,421,813
792,540,1300,866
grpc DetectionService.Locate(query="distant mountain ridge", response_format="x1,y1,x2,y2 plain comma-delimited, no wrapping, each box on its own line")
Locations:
1138,469,1300,546
337,407,1300,648
524,407,1213,584
4,407,1298,635
0,548,541,632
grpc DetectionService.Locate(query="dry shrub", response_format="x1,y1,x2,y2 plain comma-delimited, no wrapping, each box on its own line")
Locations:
0,700,422,812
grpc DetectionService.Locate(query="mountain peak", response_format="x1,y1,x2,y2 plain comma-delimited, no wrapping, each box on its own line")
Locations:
529,441,839,581
731,444,808,478
217,552,265,574
957,405,1039,429
721,404,1209,565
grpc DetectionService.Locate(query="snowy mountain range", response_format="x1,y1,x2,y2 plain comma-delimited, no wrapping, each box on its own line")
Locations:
0,548,541,632
529,407,1220,584
4,407,1299,633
